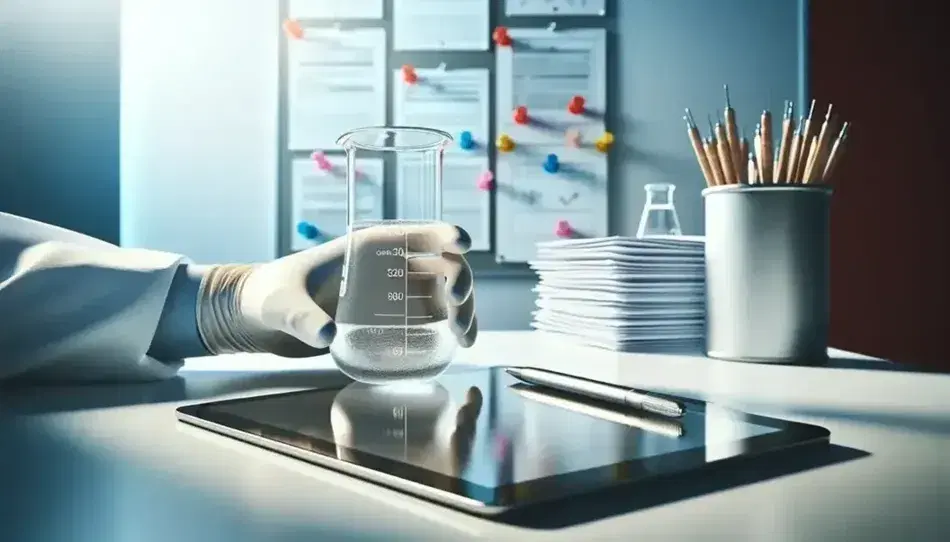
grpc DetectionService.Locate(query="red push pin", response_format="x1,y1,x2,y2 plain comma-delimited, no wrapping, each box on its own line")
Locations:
311,151,332,172
568,95,586,115
554,219,573,238
401,64,418,85
513,106,529,125
492,27,512,47
282,19,304,40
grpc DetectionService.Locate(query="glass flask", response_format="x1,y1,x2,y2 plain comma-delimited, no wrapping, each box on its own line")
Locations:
636,183,683,238
330,126,456,385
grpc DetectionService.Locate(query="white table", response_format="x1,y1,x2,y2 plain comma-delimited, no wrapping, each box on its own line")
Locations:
2,331,949,541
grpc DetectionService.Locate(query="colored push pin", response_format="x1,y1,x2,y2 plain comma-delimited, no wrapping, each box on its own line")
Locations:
543,153,560,174
595,131,615,153
401,64,418,85
554,219,573,238
476,170,494,191
492,26,512,47
513,106,529,125
458,130,475,150
297,221,320,240
282,19,304,40
565,128,582,148
497,133,515,152
567,95,586,115
311,151,333,171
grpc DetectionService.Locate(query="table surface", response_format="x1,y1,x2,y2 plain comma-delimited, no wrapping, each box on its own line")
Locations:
2,331,949,542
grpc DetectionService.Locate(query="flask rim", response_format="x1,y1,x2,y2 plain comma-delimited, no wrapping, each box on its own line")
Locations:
336,126,453,153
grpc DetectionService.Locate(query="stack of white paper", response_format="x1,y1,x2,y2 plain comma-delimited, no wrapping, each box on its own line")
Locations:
529,236,706,352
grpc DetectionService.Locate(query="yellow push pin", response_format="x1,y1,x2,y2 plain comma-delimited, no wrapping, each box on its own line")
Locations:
595,131,614,153
497,133,515,152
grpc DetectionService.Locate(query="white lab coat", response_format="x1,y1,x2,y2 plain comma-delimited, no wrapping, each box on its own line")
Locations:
0,212,186,381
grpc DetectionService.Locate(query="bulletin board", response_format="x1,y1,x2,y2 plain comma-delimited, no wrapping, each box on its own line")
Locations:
276,0,615,276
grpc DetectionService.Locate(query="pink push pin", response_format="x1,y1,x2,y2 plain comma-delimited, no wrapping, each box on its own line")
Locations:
311,151,333,172
476,170,494,191
554,219,573,238
565,128,582,148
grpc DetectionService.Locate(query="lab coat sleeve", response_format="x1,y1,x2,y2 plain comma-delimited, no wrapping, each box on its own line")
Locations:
0,212,188,381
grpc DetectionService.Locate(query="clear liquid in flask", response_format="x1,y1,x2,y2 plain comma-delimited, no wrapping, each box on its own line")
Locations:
330,220,458,385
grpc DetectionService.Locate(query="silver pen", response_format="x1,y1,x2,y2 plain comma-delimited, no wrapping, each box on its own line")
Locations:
505,367,685,418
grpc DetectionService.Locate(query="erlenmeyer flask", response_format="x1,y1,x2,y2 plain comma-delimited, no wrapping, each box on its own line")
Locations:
636,183,683,238
330,126,457,385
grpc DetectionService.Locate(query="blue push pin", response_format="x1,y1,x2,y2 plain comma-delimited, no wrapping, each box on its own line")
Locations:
543,153,560,174
296,221,320,240
458,130,475,150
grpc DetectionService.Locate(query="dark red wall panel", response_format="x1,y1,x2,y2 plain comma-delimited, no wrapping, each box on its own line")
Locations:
810,0,949,367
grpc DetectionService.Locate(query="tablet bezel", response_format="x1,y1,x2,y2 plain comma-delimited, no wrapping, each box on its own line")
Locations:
175,369,829,516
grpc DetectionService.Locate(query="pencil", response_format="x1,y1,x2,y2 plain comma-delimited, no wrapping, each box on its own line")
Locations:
802,135,820,183
747,152,758,184
739,136,750,183
786,115,805,182
760,109,774,183
803,104,835,183
707,116,729,183
821,121,849,182
705,136,725,187
723,85,743,182
715,121,736,184
774,101,795,183
683,112,715,187
753,123,764,184
793,99,817,182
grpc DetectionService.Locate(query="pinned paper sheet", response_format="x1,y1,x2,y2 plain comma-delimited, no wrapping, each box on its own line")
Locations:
289,0,383,19
290,157,384,252
505,0,606,16
393,0,490,51
494,28,610,263
396,154,490,251
287,28,387,150
392,68,490,157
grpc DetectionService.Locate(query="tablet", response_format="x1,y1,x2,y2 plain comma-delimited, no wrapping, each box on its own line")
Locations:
176,367,829,516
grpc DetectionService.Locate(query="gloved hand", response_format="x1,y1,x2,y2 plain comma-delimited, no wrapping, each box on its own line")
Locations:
195,223,476,358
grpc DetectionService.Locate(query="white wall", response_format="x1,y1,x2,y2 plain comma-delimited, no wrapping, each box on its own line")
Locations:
120,0,278,263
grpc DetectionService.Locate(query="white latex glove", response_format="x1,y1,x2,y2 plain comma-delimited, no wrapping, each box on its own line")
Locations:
195,223,476,358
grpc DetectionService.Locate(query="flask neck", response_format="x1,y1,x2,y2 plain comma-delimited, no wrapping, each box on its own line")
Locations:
644,183,675,206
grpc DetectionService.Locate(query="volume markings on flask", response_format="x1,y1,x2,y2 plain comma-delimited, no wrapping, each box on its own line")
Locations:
331,222,456,384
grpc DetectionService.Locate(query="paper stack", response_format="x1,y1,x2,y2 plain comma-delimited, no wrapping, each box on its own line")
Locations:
529,236,706,352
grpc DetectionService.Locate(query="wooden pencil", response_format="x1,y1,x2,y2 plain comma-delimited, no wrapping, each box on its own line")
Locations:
705,136,725,186
753,123,764,183
684,113,715,186
803,104,835,183
802,135,820,183
723,86,743,182
793,99,817,182
821,121,849,182
774,101,795,183
739,137,750,183
760,109,774,183
747,152,758,184
715,122,736,184
786,116,805,182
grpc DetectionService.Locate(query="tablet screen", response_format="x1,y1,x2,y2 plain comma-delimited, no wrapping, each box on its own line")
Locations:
190,367,792,506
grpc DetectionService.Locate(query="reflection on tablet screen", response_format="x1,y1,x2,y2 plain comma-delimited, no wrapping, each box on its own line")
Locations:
202,369,779,490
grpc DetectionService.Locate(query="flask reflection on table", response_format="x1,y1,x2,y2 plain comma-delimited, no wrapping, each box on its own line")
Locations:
329,382,483,477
